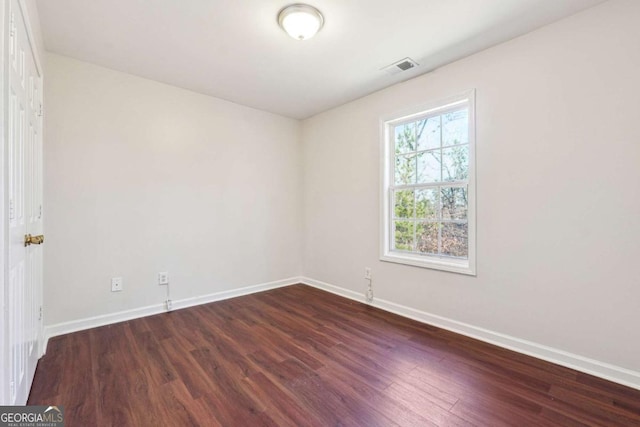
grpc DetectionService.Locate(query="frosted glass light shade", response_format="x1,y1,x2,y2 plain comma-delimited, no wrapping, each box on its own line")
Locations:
278,4,324,40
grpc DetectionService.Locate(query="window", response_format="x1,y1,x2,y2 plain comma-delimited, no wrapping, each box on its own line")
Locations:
380,90,476,275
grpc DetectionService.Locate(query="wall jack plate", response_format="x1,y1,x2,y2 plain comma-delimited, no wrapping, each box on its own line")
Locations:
111,277,123,292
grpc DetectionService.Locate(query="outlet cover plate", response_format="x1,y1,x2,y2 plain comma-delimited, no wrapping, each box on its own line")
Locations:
158,272,169,285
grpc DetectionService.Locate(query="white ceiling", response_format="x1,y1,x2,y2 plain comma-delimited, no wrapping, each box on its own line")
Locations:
36,0,605,119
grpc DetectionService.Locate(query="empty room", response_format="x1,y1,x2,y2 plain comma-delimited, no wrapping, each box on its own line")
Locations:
2,0,640,425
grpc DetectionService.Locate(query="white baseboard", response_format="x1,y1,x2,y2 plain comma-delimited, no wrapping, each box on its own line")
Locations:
169,277,298,312
300,276,640,391
43,277,300,352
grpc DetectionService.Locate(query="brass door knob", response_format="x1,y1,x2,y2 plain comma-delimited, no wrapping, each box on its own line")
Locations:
24,234,44,247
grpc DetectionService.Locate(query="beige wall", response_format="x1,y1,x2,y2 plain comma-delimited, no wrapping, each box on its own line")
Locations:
302,0,640,374
44,54,302,325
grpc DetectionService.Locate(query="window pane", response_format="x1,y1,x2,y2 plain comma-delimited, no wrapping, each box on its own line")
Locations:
394,221,415,251
394,190,414,219
441,187,467,220
416,116,440,151
416,188,438,220
441,222,468,258
442,145,468,182
395,122,416,154
417,222,439,255
395,153,416,185
442,109,468,146
417,150,441,183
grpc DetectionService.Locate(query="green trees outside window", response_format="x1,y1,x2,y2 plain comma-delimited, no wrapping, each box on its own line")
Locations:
391,108,469,258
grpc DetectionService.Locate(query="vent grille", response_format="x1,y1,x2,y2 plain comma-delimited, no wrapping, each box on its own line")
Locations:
396,60,415,71
381,57,420,75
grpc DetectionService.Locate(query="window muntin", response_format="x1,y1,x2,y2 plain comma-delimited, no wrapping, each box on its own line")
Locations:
381,92,475,275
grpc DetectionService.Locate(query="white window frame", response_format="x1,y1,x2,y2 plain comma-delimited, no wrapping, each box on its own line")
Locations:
380,90,476,275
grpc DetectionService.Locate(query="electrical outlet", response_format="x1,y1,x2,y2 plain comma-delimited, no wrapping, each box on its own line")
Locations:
111,277,123,292
364,267,372,280
158,272,169,285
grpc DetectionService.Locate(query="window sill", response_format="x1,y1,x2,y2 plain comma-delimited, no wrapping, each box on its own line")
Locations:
380,252,476,276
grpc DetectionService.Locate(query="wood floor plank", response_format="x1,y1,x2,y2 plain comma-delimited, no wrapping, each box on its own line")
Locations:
156,380,223,427
242,372,315,427
189,347,277,426
122,367,166,427
28,337,65,401
382,383,470,427
386,379,458,412
549,384,640,426
57,338,97,426
450,397,546,427
309,339,395,391
283,372,368,426
159,337,216,400
92,353,136,426
127,330,177,387
28,284,640,426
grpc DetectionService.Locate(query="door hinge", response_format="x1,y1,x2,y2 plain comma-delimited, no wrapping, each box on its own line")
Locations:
39,306,43,321
38,204,43,219
38,104,43,117
9,199,15,220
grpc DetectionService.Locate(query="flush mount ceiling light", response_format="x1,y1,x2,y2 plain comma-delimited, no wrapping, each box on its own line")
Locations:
278,4,324,41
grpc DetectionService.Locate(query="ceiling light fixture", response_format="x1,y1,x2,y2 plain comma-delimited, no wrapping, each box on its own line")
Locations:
278,4,324,41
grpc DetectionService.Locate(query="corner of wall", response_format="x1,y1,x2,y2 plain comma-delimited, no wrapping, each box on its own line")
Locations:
20,0,45,73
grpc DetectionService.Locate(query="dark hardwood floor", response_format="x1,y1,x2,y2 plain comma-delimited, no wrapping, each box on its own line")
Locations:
28,284,640,426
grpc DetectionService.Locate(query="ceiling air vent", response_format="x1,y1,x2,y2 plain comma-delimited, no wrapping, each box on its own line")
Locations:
382,57,419,75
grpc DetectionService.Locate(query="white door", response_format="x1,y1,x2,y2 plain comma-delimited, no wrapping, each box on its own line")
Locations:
5,0,43,405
